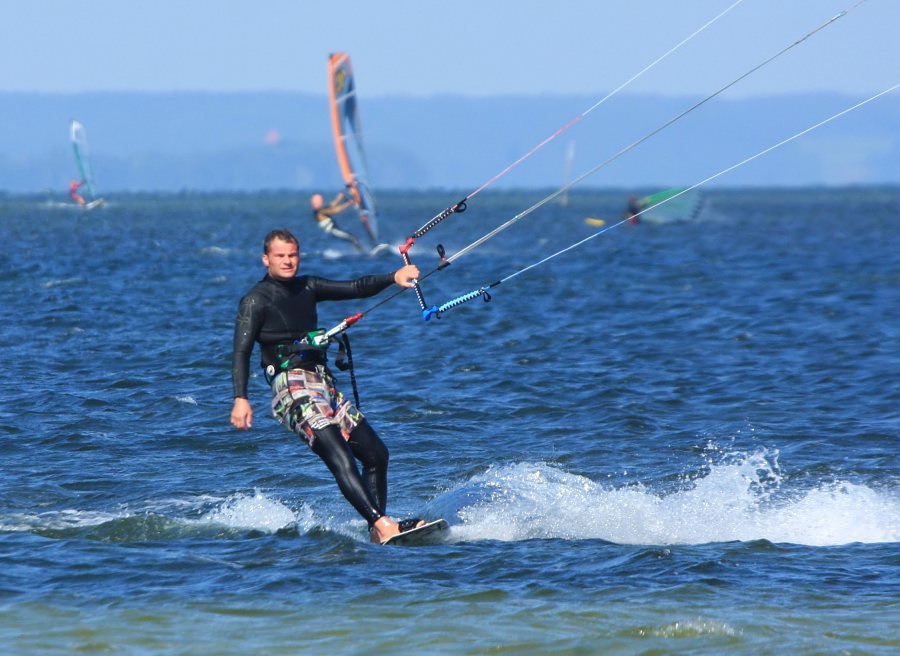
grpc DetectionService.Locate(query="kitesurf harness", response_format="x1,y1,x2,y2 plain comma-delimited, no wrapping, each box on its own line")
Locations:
268,315,365,409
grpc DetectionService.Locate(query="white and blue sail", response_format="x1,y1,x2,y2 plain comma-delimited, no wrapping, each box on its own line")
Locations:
69,119,101,204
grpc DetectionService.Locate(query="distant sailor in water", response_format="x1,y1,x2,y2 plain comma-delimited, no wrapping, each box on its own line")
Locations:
310,191,366,253
229,229,424,544
69,179,86,207
625,194,644,225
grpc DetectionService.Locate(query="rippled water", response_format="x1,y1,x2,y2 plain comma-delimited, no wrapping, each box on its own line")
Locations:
1,188,898,654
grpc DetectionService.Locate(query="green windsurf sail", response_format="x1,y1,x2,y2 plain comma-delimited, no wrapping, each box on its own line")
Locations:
638,187,704,223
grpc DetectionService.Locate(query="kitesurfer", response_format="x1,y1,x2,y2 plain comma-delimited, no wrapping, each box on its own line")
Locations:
69,179,86,207
229,229,424,544
310,191,366,253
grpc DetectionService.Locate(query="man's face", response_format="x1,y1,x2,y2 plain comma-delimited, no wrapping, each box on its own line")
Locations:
262,238,299,281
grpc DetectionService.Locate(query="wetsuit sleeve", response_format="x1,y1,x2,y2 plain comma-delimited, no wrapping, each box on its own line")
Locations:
232,292,264,399
308,273,396,302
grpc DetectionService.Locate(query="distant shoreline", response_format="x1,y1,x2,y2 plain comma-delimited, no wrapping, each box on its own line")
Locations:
2,91,897,192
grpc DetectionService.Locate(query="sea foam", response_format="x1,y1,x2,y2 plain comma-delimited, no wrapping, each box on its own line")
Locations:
436,452,899,546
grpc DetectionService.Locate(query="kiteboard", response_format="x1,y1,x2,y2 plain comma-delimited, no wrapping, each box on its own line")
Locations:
369,243,392,256
584,217,606,227
85,198,105,210
384,518,449,546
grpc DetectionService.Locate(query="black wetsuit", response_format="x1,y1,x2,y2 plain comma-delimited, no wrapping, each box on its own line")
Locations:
626,197,643,225
232,272,396,526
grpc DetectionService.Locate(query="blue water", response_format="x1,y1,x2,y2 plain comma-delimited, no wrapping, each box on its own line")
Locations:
1,188,898,655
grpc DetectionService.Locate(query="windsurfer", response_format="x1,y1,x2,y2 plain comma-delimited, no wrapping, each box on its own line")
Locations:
230,229,424,544
69,179,86,207
311,192,366,253
625,194,644,225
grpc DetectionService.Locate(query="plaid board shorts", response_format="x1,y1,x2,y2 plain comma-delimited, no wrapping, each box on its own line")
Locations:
270,366,364,446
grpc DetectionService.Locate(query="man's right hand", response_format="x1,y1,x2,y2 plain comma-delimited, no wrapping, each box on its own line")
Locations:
394,264,421,288
230,398,253,430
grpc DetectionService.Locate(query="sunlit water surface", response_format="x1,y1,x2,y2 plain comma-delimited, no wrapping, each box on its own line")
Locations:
0,188,897,654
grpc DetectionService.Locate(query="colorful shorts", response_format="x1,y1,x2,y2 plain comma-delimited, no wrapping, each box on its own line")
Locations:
270,366,364,446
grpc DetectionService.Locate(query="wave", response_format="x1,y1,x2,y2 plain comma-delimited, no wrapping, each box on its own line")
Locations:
424,450,899,546
0,491,311,542
41,277,84,289
3,451,896,547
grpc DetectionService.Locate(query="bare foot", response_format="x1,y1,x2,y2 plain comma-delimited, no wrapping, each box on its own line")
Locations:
369,517,427,544
369,516,400,544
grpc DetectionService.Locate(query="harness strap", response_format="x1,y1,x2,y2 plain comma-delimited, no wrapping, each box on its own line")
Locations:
334,333,361,410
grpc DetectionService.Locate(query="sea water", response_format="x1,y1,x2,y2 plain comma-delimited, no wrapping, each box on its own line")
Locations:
0,188,897,655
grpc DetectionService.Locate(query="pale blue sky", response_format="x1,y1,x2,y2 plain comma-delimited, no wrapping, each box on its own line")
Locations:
2,0,897,98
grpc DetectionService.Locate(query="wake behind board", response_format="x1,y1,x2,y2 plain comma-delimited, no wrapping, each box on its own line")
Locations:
384,518,449,546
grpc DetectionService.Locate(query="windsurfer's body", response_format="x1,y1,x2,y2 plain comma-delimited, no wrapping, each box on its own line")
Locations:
625,194,644,225
311,192,366,253
69,179,86,207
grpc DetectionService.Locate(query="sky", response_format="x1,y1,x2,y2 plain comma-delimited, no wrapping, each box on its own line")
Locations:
2,0,898,100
